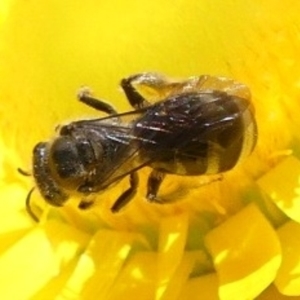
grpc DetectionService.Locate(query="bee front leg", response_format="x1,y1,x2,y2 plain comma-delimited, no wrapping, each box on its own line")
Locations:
77,86,118,115
146,169,166,203
111,172,139,213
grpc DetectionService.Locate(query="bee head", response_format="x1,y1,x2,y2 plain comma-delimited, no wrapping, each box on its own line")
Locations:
32,134,104,206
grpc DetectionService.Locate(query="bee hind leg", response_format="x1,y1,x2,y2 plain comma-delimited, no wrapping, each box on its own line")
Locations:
146,169,166,203
110,172,139,213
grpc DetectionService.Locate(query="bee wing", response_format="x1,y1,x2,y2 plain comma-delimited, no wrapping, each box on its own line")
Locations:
69,90,255,191
66,109,156,190
184,75,251,100
123,73,251,103
130,91,256,161
102,110,244,187
159,74,251,100
101,91,254,180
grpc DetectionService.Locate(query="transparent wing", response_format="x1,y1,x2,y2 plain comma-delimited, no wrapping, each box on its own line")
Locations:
66,89,255,191
123,72,251,104
130,90,255,159
62,110,156,191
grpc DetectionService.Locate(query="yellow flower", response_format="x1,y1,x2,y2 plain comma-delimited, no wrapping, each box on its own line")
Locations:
0,0,300,299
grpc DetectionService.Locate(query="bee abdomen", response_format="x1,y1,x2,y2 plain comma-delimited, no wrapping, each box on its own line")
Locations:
206,101,257,174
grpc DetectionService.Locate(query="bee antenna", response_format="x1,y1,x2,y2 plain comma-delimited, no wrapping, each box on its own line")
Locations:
25,187,39,222
17,168,31,177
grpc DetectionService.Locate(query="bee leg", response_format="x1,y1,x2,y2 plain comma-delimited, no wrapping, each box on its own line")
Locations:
121,74,154,109
78,198,95,209
77,86,118,115
111,172,139,213
146,169,166,203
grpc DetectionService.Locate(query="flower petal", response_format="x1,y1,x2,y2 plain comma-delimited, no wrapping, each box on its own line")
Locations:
205,204,281,300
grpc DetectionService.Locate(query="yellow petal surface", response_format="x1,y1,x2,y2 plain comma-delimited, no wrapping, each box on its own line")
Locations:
205,204,281,300
256,284,300,300
275,221,300,296
157,252,196,300
257,156,300,223
0,228,58,299
107,252,157,300
178,273,219,300
0,220,89,299
0,186,33,253
59,229,150,299
156,213,189,299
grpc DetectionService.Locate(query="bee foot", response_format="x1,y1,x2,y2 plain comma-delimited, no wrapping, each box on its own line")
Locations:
78,199,94,210
77,86,93,99
147,194,164,204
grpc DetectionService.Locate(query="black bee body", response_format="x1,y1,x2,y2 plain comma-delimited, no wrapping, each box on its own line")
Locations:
29,73,257,218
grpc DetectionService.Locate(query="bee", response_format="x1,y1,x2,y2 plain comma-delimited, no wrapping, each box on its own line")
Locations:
26,72,257,220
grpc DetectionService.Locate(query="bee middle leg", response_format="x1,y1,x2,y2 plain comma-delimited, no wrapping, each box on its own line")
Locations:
146,169,166,203
111,172,139,213
121,72,168,109
121,74,151,109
